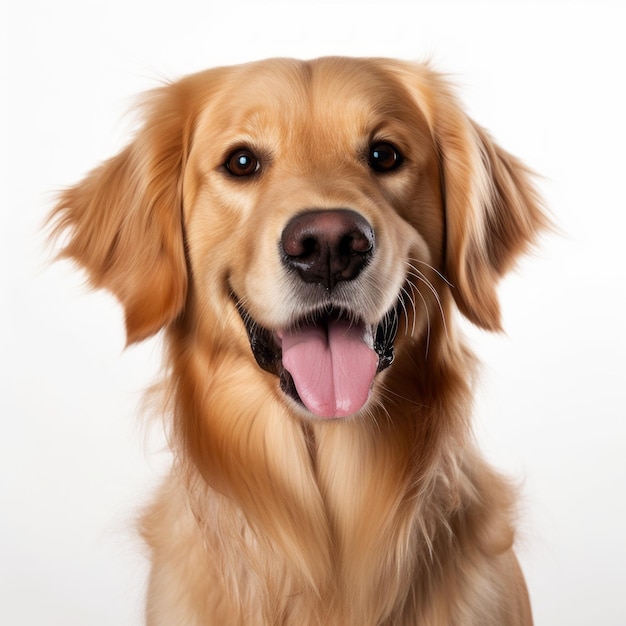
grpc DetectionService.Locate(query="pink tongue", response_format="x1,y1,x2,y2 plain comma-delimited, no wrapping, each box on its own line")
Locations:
281,319,378,418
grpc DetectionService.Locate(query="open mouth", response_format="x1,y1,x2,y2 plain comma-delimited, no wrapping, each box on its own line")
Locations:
235,299,399,419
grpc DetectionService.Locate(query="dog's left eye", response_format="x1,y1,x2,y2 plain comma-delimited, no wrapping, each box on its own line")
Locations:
225,149,260,177
368,142,403,173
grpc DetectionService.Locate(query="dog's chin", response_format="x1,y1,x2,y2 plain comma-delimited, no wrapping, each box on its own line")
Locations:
234,298,399,419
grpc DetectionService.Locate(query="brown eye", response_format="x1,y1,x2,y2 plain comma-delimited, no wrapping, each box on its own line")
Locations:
368,142,403,173
225,149,260,177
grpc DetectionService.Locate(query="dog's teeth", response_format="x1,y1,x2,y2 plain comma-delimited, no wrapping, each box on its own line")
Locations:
363,325,375,350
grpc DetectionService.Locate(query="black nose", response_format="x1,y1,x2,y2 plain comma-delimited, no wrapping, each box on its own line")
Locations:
280,209,375,290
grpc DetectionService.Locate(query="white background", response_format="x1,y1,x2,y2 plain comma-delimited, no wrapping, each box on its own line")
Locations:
2,1,625,624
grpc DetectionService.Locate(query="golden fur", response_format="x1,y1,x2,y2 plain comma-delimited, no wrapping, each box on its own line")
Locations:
50,57,547,625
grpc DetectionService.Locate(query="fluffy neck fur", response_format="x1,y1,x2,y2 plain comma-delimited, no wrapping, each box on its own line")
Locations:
141,306,516,625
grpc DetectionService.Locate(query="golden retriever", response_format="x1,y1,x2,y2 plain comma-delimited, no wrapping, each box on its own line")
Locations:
50,57,547,625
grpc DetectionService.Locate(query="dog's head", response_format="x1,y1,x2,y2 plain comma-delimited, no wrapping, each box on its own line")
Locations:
51,57,546,420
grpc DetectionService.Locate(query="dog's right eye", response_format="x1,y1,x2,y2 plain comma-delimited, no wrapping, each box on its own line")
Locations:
225,149,260,177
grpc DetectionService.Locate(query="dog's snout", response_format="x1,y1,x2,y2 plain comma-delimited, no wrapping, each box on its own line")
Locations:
280,209,374,290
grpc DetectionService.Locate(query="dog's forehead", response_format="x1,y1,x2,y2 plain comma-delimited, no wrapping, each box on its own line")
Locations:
193,58,428,147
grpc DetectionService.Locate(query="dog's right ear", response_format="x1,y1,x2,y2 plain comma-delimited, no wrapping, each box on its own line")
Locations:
49,83,196,344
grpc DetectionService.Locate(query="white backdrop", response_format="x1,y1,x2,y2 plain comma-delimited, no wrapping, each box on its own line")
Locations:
2,1,625,624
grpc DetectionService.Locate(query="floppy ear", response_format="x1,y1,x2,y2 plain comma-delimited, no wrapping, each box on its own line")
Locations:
438,109,547,330
50,85,192,344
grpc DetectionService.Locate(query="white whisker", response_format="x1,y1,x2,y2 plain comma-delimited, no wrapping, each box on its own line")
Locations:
413,282,431,356
410,258,453,288
405,259,449,340
405,280,419,337
399,286,412,336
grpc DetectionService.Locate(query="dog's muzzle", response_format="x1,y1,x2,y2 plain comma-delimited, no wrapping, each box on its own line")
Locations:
236,209,400,418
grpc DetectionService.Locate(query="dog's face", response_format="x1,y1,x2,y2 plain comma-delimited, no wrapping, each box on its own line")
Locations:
52,57,545,421
183,59,443,418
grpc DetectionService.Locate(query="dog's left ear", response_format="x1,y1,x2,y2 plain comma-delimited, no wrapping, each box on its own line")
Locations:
49,83,195,344
390,62,548,330
439,116,548,331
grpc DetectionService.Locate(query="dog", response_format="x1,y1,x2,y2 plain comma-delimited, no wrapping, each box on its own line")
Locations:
50,57,547,625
